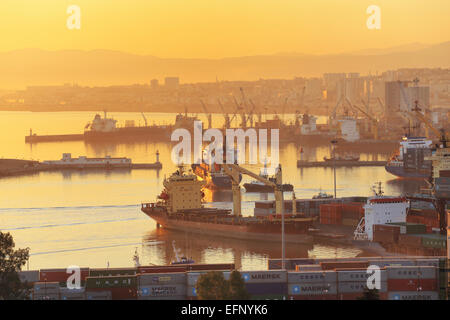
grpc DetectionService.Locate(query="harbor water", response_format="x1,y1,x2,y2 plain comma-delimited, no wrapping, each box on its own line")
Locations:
0,111,427,270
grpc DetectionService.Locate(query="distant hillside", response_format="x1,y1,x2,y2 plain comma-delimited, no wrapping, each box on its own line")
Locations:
1,42,449,89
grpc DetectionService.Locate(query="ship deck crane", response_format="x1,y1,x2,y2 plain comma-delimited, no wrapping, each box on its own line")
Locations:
346,97,379,140
221,163,286,268
406,102,443,139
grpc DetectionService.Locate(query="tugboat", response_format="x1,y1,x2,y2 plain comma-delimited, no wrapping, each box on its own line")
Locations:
141,166,314,244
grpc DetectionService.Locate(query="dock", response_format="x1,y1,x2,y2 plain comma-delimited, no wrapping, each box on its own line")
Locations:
25,133,84,143
297,160,387,168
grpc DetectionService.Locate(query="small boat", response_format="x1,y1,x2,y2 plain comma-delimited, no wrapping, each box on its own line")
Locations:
170,240,195,265
312,189,333,199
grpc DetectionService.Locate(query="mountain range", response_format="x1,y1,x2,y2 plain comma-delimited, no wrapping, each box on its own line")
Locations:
1,42,449,89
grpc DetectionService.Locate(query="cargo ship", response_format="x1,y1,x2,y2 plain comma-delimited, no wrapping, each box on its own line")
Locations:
141,167,314,244
385,136,432,178
25,112,197,143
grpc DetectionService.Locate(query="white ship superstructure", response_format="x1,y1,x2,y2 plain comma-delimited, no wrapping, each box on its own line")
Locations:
354,184,410,241
338,117,360,142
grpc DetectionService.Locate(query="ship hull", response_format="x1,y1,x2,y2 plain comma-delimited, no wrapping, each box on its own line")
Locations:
141,207,313,244
84,126,172,141
385,165,431,178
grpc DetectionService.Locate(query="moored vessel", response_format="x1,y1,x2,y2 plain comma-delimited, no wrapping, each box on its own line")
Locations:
141,167,314,244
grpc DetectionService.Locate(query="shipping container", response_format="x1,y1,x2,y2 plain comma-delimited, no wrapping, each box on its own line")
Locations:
138,272,186,286
33,293,60,300
388,291,439,300
138,266,187,274
89,268,137,277
320,261,369,271
18,270,40,284
288,294,338,300
138,295,186,300
338,281,388,293
40,268,89,285
388,278,437,291
386,266,437,279
245,283,287,295
85,275,138,289
368,259,416,268
85,290,112,300
59,287,85,300
421,234,446,249
240,270,287,283
87,287,137,300
33,281,60,294
288,270,337,284
288,282,337,296
138,284,186,298
294,265,323,272
398,234,423,247
337,268,387,283
186,263,235,271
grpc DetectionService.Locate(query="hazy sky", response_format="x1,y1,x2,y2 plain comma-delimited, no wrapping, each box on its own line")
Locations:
1,0,449,58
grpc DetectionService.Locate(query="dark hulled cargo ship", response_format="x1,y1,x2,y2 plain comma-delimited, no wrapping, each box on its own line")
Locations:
385,136,432,178
141,168,314,244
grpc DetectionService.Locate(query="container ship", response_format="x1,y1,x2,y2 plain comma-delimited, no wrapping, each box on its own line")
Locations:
141,167,314,244
385,136,433,178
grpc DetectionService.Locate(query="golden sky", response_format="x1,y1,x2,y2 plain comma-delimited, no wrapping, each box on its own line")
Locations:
0,0,449,58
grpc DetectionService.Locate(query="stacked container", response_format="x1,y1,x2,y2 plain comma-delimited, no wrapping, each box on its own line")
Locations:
85,275,138,300
33,282,60,300
59,287,86,300
18,270,40,284
240,270,287,300
137,272,186,300
373,224,400,243
288,271,337,300
341,202,364,226
336,268,387,300
319,204,342,225
40,268,90,287
387,266,438,297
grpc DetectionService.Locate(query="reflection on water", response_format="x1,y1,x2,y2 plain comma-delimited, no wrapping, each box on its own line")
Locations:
0,111,419,269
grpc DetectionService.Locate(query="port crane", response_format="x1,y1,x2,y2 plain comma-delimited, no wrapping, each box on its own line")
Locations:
217,98,231,129
200,99,213,129
346,97,379,140
141,112,148,127
221,162,286,268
